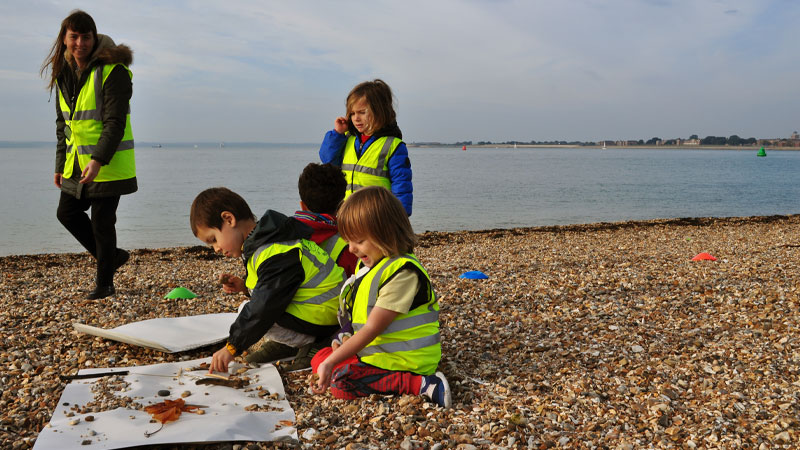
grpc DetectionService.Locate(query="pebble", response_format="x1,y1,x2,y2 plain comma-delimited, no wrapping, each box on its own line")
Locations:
301,428,317,440
774,431,791,444
2,216,800,449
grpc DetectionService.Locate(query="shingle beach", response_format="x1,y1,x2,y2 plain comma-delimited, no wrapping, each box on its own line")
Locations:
2,214,799,449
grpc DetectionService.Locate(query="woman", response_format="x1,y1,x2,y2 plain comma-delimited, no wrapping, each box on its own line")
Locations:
41,10,137,299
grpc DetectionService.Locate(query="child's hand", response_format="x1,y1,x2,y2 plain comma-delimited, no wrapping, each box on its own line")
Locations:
219,273,245,294
311,360,333,394
210,347,234,373
333,116,348,134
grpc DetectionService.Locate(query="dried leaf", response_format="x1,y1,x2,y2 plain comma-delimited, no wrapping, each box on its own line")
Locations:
188,362,211,371
144,398,204,424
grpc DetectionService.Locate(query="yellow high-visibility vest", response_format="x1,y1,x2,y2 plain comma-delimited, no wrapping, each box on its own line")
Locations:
246,239,344,326
345,254,440,374
341,135,401,197
57,63,135,182
320,233,348,265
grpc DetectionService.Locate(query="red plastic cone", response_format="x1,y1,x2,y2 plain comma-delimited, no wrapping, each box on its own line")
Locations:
691,252,717,261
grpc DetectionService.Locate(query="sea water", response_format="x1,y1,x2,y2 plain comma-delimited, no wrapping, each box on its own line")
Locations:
1,143,798,256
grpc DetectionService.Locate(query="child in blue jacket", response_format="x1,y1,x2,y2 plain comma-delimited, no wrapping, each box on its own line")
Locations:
319,79,413,216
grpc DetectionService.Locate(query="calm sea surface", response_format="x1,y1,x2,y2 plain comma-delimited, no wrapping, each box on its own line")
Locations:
2,143,798,256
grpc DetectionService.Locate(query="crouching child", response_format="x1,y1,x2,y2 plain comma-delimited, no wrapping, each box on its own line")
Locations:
190,187,344,373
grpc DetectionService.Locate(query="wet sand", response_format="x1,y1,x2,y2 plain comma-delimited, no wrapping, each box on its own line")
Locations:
2,214,799,449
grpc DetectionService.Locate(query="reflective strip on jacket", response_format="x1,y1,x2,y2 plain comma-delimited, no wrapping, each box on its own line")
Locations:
346,254,440,374
57,63,135,182
246,239,344,326
341,135,401,197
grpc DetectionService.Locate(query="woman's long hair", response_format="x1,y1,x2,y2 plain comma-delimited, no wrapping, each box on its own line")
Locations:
40,10,97,92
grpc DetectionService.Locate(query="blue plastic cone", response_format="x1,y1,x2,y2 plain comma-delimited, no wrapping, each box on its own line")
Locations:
459,270,489,280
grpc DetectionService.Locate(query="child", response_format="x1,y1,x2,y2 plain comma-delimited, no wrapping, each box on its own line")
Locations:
319,79,413,216
189,187,345,373
310,186,451,408
294,162,358,277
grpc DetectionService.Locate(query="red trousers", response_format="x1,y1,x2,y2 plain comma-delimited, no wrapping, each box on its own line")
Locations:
311,346,423,399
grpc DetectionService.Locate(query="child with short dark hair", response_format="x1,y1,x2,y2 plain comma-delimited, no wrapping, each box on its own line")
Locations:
190,187,345,373
310,186,450,408
319,79,413,216
293,163,358,277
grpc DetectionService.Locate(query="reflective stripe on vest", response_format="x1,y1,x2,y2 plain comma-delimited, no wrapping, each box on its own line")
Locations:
246,239,344,326
340,136,400,197
57,64,135,182
321,233,348,264
349,254,440,374
357,333,441,356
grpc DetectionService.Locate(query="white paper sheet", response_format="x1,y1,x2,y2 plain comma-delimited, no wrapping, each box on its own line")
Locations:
73,313,238,353
33,358,297,449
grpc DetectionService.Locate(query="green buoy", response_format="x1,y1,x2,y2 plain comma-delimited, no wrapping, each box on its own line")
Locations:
757,146,766,157
164,286,197,299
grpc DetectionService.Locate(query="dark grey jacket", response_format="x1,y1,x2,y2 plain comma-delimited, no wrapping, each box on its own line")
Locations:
55,34,137,199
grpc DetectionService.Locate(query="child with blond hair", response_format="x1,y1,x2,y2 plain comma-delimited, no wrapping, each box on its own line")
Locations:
310,186,450,408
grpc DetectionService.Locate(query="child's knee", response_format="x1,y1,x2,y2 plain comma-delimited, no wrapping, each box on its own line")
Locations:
310,346,334,373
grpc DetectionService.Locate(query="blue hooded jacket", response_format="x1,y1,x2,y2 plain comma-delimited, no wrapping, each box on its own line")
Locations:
319,121,413,216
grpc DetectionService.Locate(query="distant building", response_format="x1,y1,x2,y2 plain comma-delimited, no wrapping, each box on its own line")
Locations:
760,137,800,148
789,131,800,148
781,139,800,148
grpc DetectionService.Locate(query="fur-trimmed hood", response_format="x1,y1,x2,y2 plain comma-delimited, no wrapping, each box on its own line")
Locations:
65,34,133,68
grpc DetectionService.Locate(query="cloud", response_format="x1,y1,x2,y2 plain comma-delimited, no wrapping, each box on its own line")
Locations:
1,0,798,142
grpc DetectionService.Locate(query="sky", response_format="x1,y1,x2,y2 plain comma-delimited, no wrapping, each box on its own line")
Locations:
1,0,798,144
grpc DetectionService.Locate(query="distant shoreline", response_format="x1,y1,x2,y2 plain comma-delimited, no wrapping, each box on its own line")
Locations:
3,141,797,151
408,143,798,151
